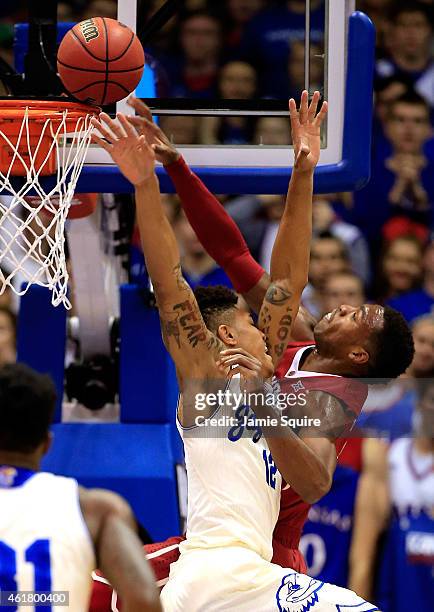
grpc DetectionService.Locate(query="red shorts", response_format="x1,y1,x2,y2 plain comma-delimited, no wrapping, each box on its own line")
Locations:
89,535,306,611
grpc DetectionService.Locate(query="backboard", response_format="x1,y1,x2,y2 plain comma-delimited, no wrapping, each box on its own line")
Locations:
12,0,375,194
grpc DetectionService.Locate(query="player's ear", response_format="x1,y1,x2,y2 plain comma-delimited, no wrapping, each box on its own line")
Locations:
41,432,53,456
217,324,237,346
348,346,369,365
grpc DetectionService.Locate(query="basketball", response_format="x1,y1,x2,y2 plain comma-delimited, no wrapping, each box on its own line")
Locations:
57,17,145,105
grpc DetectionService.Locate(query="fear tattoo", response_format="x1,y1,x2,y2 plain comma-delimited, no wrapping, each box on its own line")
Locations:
173,300,208,348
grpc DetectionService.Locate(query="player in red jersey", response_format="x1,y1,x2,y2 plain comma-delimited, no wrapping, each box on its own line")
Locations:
88,98,413,610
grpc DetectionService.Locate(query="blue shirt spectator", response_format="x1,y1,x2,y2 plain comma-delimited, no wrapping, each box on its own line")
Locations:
240,0,325,96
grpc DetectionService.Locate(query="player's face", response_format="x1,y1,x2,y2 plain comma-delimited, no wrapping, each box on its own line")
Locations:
314,304,384,359
231,309,274,377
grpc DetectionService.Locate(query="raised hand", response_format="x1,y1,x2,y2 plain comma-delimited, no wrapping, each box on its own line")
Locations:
91,112,156,187
289,90,328,173
126,97,180,166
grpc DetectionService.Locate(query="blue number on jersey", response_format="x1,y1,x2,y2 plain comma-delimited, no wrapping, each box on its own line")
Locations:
0,539,52,612
263,450,277,489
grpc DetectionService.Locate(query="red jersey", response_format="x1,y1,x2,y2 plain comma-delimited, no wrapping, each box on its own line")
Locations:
90,343,368,611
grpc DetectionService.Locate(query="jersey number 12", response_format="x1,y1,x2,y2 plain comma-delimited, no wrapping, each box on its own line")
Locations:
263,450,277,489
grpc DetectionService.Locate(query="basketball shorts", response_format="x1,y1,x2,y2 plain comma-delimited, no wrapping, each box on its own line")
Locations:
160,546,380,612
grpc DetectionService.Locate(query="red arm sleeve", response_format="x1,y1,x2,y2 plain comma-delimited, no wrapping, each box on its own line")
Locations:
165,157,265,294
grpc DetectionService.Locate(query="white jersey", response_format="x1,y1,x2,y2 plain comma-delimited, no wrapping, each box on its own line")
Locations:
389,438,434,512
0,469,96,611
178,375,282,561
162,376,380,611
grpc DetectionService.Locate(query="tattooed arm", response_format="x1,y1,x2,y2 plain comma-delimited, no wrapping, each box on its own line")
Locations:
258,92,327,365
91,112,223,383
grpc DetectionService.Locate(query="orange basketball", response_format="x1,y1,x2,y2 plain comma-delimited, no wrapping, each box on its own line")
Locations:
57,17,145,106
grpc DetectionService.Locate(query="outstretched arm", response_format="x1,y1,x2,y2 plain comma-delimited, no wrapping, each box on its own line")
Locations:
80,488,161,612
91,113,222,381
258,92,328,367
127,97,317,340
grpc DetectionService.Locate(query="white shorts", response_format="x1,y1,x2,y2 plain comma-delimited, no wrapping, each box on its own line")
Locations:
160,547,379,612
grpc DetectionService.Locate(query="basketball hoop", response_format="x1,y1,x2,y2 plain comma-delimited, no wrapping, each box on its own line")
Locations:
0,98,98,308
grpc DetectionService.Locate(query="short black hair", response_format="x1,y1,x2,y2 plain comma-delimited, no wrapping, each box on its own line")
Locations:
388,1,433,26
194,285,238,333
374,74,414,95
312,231,349,262
389,91,431,118
0,363,56,453
368,306,414,382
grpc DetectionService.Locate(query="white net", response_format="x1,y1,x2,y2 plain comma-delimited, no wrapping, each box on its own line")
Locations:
0,104,95,308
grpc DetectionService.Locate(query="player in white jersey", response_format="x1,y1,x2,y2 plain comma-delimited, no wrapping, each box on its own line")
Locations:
0,363,162,612
91,93,411,610
349,377,434,611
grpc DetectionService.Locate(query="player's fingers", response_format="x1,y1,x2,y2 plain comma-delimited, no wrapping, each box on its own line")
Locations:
289,98,299,131
299,90,309,124
90,118,115,143
308,91,320,122
219,356,261,372
126,115,146,131
220,347,256,359
117,112,138,138
313,100,328,127
127,96,153,122
91,132,112,151
99,112,124,140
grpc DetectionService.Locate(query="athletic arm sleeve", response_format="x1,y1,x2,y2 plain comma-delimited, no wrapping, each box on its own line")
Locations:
165,156,264,294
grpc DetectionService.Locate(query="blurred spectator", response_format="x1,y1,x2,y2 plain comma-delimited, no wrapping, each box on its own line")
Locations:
173,206,232,289
387,239,434,322
407,314,434,377
375,235,424,303
224,0,266,57
57,2,80,22
240,0,325,96
320,272,366,316
81,0,117,20
143,0,180,56
286,40,324,100
254,117,292,145
223,194,285,265
159,115,201,145
357,0,392,52
162,11,223,98
352,92,434,250
302,232,350,319
349,378,434,611
200,61,257,144
313,197,371,283
372,74,414,161
377,1,434,108
0,305,16,366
